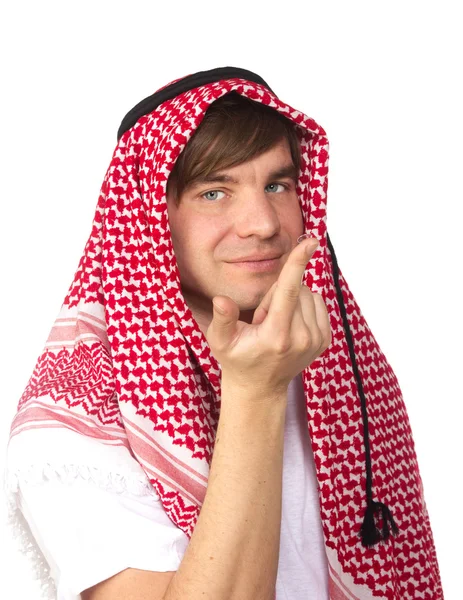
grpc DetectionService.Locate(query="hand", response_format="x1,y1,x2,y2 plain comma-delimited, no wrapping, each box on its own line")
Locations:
206,239,332,395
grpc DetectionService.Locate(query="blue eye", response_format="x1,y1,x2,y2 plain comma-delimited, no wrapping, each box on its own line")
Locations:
201,184,287,201
202,190,226,201
265,183,286,193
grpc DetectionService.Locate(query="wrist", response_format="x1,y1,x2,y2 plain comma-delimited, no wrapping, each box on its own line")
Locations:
220,377,288,413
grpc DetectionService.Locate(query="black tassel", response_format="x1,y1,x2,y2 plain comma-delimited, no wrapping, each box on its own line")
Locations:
360,500,400,548
327,233,400,549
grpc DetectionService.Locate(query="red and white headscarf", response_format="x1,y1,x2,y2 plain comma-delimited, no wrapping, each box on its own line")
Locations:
6,67,444,599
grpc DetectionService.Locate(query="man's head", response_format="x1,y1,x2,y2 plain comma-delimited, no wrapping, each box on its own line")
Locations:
166,92,305,334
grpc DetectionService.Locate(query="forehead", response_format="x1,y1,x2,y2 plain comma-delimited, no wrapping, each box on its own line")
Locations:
232,138,293,165
185,140,297,190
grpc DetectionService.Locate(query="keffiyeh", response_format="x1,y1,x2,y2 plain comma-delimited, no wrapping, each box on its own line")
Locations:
5,66,444,599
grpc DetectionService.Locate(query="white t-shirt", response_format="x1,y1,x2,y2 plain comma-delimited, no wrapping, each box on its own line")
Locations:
7,374,330,599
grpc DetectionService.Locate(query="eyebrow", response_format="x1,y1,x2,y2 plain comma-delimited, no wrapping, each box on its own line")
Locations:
186,163,299,191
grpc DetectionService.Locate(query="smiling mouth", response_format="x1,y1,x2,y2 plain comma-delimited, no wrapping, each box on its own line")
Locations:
229,257,281,271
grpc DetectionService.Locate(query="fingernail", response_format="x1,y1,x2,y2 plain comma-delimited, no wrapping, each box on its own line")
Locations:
297,234,309,244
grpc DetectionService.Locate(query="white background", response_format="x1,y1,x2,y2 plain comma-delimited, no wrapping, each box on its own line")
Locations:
0,1,461,598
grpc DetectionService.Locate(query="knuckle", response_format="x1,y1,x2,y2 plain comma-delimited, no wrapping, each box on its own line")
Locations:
320,331,332,353
274,335,292,354
326,328,333,347
282,285,301,302
312,329,323,350
297,330,313,350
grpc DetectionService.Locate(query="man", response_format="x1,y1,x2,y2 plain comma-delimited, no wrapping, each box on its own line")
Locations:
5,67,444,600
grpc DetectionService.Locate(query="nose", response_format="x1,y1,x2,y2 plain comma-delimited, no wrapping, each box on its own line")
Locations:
233,188,281,239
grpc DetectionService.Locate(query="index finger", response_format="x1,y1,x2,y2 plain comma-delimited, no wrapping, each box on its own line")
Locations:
264,238,319,333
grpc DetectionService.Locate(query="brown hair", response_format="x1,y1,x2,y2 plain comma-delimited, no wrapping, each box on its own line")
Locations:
167,91,301,205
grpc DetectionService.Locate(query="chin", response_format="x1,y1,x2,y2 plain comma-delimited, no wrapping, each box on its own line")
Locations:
235,296,264,312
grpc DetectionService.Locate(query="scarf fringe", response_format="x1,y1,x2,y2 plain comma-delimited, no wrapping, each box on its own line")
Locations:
6,502,56,600
3,463,156,600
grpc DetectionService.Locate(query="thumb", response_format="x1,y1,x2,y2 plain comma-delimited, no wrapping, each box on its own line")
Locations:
209,295,240,342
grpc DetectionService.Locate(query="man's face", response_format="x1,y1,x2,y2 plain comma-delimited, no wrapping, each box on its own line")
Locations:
166,138,305,335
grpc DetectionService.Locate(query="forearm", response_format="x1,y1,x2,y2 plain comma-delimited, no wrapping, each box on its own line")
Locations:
163,382,287,600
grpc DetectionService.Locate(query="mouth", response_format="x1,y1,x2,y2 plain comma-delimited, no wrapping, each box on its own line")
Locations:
228,257,281,272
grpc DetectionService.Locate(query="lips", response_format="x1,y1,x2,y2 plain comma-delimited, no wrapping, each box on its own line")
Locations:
228,255,281,263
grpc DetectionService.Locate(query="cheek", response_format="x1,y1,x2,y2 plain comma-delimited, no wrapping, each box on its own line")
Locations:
173,220,221,270
281,201,305,233
295,200,306,230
